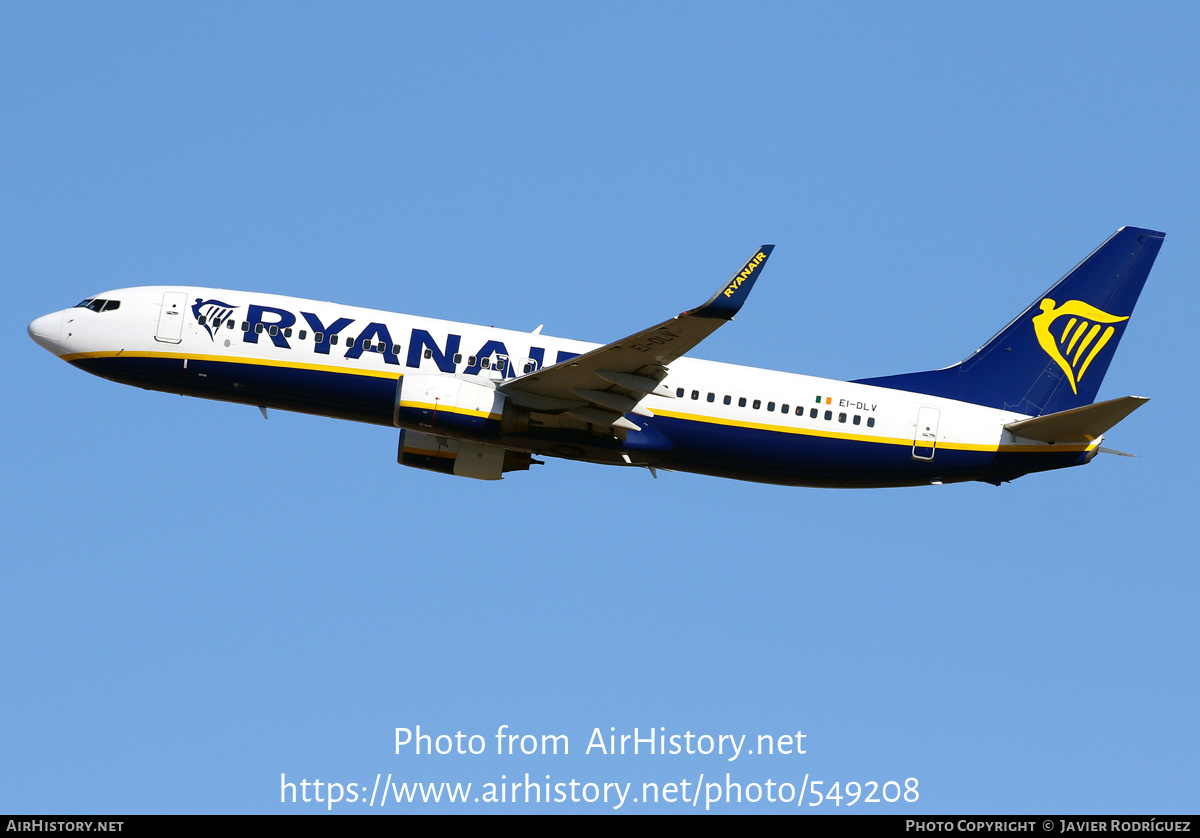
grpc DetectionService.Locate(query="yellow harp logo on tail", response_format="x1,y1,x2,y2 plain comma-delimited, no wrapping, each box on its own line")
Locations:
1032,299,1128,394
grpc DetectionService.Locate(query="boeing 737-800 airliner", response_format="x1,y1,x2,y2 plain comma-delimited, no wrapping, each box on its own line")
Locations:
28,227,1163,486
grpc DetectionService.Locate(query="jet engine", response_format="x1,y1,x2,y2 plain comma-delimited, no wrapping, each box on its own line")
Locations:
397,429,537,480
393,373,529,437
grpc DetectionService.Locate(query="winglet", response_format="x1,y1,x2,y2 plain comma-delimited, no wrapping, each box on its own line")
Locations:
690,245,775,320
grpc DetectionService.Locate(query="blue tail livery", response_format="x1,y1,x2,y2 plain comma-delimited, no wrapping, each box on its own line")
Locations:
28,230,1163,486
855,226,1164,417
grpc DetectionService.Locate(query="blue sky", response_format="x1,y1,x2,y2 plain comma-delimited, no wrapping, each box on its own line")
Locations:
3,2,1198,814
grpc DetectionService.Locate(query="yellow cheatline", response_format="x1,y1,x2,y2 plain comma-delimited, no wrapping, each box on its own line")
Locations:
652,408,1089,454
398,400,500,420
64,352,1092,455
61,350,403,380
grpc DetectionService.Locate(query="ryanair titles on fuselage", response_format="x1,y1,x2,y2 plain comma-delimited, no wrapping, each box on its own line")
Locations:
198,299,580,378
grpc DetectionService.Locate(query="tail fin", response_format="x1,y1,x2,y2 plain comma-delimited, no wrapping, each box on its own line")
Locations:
854,226,1165,415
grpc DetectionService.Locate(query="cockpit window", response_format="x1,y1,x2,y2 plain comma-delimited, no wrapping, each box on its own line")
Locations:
74,299,120,312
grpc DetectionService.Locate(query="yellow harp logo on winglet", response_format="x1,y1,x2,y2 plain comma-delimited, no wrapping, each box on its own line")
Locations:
1032,298,1128,394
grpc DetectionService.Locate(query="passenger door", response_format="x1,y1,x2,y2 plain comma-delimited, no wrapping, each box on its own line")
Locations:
155,291,188,344
912,406,940,460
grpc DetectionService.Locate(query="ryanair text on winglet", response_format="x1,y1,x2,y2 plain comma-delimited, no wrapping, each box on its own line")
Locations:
722,251,769,298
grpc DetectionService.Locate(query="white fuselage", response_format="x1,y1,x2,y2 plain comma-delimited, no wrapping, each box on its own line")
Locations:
28,285,1093,487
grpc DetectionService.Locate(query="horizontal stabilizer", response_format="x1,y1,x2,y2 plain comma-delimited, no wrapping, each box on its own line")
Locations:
1005,396,1148,444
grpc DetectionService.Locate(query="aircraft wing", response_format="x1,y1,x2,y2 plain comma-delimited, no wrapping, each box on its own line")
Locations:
499,245,774,430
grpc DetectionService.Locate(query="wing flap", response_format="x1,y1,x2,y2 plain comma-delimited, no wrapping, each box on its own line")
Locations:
593,370,676,397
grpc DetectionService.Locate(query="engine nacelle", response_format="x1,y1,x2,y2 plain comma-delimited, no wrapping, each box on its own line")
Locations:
394,373,513,436
397,430,536,480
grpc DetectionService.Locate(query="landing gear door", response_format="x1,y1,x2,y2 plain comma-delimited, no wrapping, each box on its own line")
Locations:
156,291,188,344
912,406,940,460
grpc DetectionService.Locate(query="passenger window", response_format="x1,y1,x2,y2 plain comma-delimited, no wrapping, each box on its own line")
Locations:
227,319,235,330
468,356,477,366
739,397,747,408
853,415,861,425
269,325,278,336
198,315,207,325
453,353,463,364
241,322,250,332
707,393,715,402
392,344,401,355
867,417,875,428
423,348,432,359
496,358,506,371
691,390,699,400
723,395,731,405
298,330,306,340
838,413,847,423
676,388,685,397
481,357,490,369
255,323,264,334
361,339,370,349
524,362,535,374
810,408,818,419
767,401,775,412
824,410,832,420
781,404,789,414
284,328,292,338
330,335,339,345
315,332,324,343
752,399,761,409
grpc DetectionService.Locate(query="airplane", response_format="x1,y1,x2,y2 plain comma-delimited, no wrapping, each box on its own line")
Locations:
27,226,1163,487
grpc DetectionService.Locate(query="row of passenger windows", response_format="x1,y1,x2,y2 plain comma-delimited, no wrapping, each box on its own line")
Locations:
675,387,876,428
198,316,400,352
417,348,536,373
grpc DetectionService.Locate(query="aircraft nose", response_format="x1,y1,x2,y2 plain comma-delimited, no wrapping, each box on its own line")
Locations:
28,310,64,355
